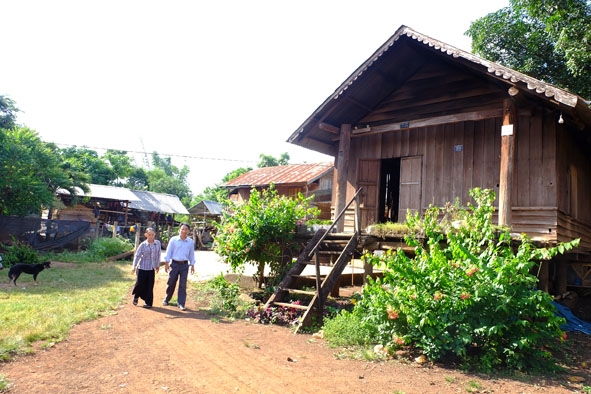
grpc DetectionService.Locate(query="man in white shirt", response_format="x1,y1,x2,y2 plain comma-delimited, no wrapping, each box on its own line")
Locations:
162,223,195,310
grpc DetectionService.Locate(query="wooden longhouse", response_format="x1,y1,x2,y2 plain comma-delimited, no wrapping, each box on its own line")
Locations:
287,25,591,295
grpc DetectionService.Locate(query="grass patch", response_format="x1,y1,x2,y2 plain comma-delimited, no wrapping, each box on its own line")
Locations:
0,374,9,390
0,260,132,361
191,274,253,320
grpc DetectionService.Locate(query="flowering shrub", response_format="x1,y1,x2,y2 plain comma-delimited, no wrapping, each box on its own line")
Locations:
347,188,579,372
214,185,318,288
246,302,302,326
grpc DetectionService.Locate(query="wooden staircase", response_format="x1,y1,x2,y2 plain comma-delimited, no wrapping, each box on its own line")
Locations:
263,189,362,332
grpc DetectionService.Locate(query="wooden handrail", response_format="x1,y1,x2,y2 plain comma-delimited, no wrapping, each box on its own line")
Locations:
307,187,363,259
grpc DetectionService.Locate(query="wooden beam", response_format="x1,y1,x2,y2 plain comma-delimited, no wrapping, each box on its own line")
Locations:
335,124,351,232
318,122,340,134
351,108,503,136
499,98,517,227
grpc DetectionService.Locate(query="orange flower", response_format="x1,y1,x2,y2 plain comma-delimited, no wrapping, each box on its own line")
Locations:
465,265,479,277
387,308,399,320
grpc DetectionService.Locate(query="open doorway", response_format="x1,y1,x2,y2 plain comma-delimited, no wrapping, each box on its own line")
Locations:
378,158,400,223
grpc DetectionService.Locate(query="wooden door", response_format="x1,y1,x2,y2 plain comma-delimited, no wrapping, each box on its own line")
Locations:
398,156,422,221
357,159,380,229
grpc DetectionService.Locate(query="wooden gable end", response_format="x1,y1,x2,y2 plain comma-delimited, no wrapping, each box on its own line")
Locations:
352,56,509,206
361,58,506,126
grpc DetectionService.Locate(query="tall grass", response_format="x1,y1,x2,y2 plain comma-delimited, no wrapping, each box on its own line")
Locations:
0,260,132,361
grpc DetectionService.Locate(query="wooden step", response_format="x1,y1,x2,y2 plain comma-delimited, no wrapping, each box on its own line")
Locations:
280,288,316,296
273,302,310,310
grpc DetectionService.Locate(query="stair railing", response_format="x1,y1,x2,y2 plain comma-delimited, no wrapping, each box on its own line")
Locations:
307,187,363,259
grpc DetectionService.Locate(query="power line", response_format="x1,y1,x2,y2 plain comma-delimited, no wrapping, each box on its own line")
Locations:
53,142,258,164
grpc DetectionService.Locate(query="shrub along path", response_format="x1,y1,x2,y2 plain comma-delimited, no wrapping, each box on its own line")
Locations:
1,269,590,393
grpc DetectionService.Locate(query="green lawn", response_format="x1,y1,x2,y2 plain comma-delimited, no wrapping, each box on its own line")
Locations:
0,261,132,361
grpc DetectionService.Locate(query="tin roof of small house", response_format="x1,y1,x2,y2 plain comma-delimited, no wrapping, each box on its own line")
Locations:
128,190,189,215
81,184,141,201
188,200,224,216
58,184,189,215
223,163,333,188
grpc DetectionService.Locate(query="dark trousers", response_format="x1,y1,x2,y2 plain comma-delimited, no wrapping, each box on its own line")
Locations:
132,269,155,306
165,262,189,307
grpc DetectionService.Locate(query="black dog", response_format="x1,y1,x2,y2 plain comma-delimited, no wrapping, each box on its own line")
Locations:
8,261,51,286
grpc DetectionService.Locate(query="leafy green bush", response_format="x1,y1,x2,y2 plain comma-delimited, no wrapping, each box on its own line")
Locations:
0,238,40,267
86,236,133,259
214,185,319,287
208,274,241,312
322,309,374,347
337,188,579,372
192,275,253,319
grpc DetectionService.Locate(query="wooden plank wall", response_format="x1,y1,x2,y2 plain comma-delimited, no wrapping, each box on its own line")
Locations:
346,112,591,245
556,119,591,224
558,211,591,251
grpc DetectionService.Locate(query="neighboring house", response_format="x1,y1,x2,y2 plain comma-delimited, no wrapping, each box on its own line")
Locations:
188,200,224,220
287,25,591,293
223,163,334,219
57,184,189,231
0,185,189,251
188,200,224,248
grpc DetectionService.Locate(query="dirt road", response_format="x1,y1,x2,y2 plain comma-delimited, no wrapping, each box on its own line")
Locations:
1,263,589,393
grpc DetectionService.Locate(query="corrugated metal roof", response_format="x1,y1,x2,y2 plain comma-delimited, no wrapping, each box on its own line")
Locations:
188,200,224,216
128,190,189,215
59,184,188,214
223,163,333,188
83,184,141,201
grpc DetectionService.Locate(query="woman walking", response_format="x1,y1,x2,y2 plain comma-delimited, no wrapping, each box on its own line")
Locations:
131,227,162,308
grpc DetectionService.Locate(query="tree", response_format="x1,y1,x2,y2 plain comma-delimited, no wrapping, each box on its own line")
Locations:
0,127,89,216
466,0,591,98
61,146,117,185
126,167,149,190
214,185,319,288
0,95,19,130
257,153,289,168
147,152,192,205
103,150,135,186
190,167,252,209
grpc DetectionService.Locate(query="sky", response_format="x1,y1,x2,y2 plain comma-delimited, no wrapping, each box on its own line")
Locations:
2,0,509,196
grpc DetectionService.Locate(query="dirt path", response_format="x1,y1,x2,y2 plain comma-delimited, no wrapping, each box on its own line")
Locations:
1,270,589,394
